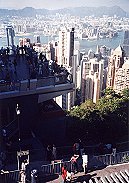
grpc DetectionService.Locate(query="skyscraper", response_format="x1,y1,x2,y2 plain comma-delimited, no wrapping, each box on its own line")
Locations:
58,28,74,67
106,45,125,89
6,25,15,48
81,55,104,103
123,30,129,57
33,35,41,43
114,59,129,93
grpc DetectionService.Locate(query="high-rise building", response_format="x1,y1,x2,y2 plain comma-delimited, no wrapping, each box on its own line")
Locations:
76,66,81,89
54,41,59,62
81,55,104,103
114,59,129,93
16,24,24,33
123,30,129,57
58,28,74,67
33,35,41,44
55,28,75,110
48,42,55,61
106,45,125,89
6,25,15,48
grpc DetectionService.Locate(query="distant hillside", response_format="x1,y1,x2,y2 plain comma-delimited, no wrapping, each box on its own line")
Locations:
0,6,128,17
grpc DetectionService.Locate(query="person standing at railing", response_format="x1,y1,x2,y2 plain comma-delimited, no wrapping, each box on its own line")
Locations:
19,170,26,183
46,145,52,163
73,141,80,155
19,159,29,183
82,154,88,174
21,159,28,171
98,142,104,155
105,143,112,154
79,139,84,156
52,144,57,160
70,154,79,174
5,71,11,84
13,59,17,73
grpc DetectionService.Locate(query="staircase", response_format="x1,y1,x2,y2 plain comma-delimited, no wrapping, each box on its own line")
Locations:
3,119,18,138
89,169,129,183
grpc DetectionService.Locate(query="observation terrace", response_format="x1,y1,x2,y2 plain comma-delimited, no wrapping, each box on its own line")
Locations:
0,46,74,102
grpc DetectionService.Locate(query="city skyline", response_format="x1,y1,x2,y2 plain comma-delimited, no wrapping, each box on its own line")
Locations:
0,0,129,12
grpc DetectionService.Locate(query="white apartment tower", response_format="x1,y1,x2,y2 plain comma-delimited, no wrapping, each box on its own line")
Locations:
106,45,125,89
114,59,129,93
81,56,104,103
58,28,74,67
55,28,75,111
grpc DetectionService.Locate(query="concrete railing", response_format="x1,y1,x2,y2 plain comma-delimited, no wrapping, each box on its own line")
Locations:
0,170,20,183
0,74,72,93
94,150,129,166
41,160,72,175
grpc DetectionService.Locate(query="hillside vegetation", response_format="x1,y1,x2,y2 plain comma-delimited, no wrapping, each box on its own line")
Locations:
67,88,129,144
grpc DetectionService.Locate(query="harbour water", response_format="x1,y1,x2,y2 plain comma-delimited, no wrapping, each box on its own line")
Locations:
0,31,125,53
79,31,125,53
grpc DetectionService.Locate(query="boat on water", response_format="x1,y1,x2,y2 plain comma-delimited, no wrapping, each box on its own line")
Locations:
88,36,98,40
0,34,6,38
15,32,32,37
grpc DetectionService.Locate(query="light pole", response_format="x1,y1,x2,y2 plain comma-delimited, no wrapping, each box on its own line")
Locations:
16,104,21,145
16,104,21,171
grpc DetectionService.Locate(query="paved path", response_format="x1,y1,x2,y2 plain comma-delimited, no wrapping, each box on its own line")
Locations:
46,163,129,182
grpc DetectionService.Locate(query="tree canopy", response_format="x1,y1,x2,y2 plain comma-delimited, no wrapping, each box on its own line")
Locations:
67,88,129,144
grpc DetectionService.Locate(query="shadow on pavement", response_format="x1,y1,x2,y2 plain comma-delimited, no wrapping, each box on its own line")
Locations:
73,173,97,183
88,156,107,171
37,173,59,182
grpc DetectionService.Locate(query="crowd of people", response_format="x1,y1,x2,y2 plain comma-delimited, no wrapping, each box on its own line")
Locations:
45,139,89,182
0,46,71,92
45,139,117,182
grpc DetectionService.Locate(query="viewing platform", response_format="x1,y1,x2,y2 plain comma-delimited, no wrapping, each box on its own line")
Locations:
0,46,74,101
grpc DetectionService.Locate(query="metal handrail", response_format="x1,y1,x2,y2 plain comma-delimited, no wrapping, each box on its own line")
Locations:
94,150,129,165
41,160,72,175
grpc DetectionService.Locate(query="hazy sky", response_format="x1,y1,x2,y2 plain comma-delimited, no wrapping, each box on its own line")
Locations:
0,0,129,11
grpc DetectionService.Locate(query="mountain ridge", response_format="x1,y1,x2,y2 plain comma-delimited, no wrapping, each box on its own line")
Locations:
0,6,128,17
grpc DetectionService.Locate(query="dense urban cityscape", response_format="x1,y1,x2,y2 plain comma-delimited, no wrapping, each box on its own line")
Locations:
0,1,129,182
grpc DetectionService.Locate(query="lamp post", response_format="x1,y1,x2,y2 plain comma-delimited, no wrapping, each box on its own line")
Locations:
16,104,21,171
16,104,21,145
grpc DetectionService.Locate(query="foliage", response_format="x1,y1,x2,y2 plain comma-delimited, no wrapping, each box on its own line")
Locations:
122,88,129,98
122,155,129,163
67,88,129,144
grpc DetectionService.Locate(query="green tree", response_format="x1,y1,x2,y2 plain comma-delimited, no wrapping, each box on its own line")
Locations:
122,88,129,98
67,88,128,144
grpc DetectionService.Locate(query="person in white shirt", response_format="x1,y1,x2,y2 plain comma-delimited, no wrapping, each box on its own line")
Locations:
21,159,28,171
82,154,88,174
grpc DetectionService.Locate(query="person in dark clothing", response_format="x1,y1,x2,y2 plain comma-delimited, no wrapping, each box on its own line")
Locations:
73,141,80,155
5,71,11,84
46,145,52,163
98,143,104,155
13,59,17,71
79,139,84,156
